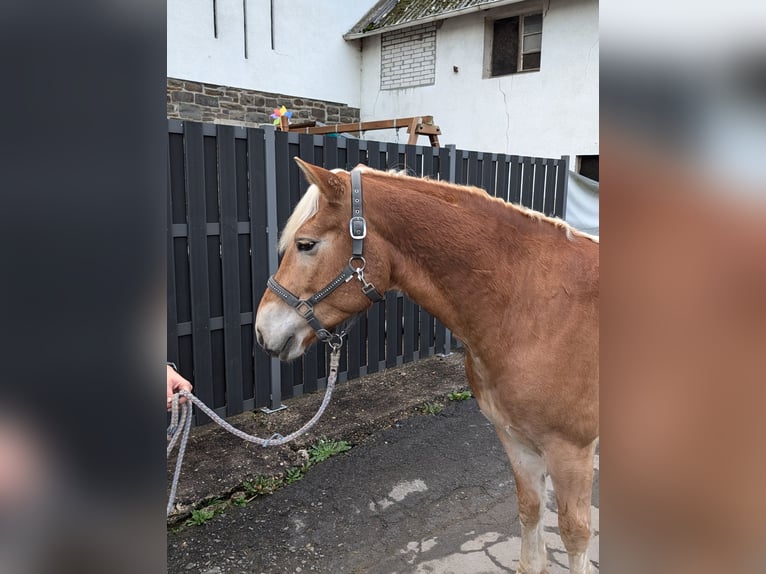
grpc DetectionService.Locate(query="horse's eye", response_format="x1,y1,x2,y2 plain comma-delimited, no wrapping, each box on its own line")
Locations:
296,240,317,252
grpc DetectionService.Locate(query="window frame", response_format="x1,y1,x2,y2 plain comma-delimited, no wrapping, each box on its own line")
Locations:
484,9,544,78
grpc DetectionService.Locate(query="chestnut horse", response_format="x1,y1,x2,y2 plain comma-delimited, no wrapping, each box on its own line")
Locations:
255,159,599,574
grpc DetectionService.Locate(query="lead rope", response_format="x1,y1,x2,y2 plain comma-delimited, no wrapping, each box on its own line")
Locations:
166,346,342,517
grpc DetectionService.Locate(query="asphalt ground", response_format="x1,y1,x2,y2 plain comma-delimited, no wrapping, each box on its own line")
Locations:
167,351,599,573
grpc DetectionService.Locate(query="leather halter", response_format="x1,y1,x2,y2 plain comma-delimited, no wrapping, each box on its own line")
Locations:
267,168,383,349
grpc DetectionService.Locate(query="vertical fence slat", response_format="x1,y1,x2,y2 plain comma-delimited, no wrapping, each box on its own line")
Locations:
385,141,399,170
453,149,465,185
482,152,494,196
385,291,398,368
509,155,521,204
467,151,479,188
263,127,285,410
166,147,179,365
403,296,416,363
235,131,254,409
249,128,271,409
496,154,510,202
405,142,417,176
543,158,557,217
521,156,534,209
555,155,570,219
217,125,244,415
532,158,545,213
184,121,214,424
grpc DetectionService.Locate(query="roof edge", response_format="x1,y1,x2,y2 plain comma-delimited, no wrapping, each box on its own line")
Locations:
344,0,527,40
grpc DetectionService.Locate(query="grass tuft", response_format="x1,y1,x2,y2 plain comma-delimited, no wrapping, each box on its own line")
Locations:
308,438,351,463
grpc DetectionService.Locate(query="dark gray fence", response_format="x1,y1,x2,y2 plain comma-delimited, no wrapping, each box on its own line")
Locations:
167,120,569,424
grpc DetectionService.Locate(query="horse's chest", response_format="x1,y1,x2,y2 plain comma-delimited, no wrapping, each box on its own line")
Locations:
466,354,515,428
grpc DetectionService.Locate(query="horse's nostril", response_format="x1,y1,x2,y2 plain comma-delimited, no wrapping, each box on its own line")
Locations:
256,328,264,348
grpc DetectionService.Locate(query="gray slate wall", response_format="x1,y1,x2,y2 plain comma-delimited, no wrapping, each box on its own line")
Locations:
167,78,361,127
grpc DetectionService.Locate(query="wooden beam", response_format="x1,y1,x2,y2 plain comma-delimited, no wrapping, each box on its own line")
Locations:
284,115,441,146
289,116,435,135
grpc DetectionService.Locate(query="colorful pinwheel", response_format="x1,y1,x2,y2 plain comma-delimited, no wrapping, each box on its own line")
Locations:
270,105,292,126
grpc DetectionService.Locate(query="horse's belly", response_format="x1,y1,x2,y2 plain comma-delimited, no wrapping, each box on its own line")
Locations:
466,351,598,446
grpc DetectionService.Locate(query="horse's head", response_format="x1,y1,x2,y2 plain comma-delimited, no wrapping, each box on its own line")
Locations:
255,159,387,361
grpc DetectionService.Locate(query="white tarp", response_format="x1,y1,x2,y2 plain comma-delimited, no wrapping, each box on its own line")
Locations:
565,170,599,236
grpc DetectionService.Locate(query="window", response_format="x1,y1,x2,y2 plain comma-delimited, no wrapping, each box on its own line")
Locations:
490,13,542,77
578,155,599,182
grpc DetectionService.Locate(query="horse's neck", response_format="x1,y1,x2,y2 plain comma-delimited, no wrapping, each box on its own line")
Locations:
368,178,549,346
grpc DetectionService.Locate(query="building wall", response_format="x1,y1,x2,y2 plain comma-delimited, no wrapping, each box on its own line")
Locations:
167,0,368,107
167,78,360,127
357,0,599,158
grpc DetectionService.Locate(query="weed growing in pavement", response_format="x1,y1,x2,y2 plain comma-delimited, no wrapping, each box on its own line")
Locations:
185,506,216,526
243,475,283,496
448,390,473,401
171,447,352,532
284,465,308,484
420,401,444,415
308,438,351,463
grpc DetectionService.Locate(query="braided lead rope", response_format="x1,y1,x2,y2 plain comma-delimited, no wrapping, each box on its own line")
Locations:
167,347,342,517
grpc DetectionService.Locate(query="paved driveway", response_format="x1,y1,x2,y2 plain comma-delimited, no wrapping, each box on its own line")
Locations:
168,399,599,573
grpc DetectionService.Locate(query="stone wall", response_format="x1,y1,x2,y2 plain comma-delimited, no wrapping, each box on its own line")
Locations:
167,78,360,127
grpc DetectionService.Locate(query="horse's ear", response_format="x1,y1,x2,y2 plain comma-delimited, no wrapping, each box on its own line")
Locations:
295,158,345,204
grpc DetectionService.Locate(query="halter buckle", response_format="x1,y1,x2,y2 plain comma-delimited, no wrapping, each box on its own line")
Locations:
295,300,314,319
349,216,367,240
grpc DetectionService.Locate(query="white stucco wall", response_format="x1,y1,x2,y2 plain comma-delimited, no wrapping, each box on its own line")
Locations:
357,0,599,158
168,0,369,105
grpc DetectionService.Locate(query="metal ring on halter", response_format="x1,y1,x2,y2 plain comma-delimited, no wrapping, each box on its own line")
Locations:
349,256,366,271
327,333,344,350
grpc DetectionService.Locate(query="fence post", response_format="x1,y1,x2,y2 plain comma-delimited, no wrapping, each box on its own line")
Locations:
558,155,571,220
262,126,286,413
442,144,457,355
447,144,457,183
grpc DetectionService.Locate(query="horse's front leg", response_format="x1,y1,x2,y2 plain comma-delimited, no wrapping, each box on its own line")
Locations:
546,437,597,574
494,425,549,574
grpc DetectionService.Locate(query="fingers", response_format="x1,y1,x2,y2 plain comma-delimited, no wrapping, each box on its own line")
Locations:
167,365,193,411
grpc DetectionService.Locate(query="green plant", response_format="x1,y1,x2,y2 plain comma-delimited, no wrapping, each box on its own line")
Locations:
231,492,249,506
243,475,283,496
420,401,443,415
284,466,306,485
308,438,351,464
448,390,473,401
185,507,216,526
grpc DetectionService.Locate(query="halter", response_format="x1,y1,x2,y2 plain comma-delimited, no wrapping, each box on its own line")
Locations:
267,168,383,349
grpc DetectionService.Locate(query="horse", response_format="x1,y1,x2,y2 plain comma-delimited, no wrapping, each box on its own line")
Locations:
255,158,599,574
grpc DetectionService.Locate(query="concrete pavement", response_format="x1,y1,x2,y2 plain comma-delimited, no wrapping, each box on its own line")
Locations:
168,391,599,573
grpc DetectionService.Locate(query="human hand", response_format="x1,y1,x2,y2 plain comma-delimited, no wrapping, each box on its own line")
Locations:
167,365,193,411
